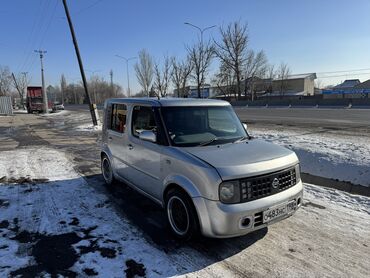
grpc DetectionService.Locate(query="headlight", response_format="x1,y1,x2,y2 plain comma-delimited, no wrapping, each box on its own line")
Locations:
219,181,240,204
295,164,301,182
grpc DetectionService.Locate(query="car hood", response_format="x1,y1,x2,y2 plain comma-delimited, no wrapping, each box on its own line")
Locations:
184,139,298,180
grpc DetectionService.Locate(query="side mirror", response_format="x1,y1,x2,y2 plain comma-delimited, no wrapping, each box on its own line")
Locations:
242,123,248,132
139,130,157,143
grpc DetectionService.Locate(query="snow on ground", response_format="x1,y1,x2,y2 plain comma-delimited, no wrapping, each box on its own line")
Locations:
39,110,69,117
75,123,102,132
251,127,370,187
0,147,181,277
0,147,369,277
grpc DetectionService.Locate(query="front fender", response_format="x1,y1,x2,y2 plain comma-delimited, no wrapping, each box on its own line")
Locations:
162,174,202,199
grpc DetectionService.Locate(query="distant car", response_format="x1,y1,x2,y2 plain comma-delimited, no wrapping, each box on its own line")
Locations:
101,98,303,239
53,103,65,110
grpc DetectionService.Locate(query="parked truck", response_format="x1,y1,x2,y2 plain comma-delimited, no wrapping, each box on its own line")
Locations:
26,86,52,113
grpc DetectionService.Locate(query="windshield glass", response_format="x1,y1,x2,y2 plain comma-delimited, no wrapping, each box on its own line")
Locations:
161,106,247,147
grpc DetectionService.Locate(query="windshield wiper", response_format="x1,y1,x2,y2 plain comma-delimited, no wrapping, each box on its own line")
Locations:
233,135,250,143
199,137,220,146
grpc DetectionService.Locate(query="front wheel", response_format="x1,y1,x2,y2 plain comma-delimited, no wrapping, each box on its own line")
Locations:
166,189,199,240
101,155,116,185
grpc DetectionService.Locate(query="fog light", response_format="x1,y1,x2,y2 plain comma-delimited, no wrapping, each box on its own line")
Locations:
241,217,251,227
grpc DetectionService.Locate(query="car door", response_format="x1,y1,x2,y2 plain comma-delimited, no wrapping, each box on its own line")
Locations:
123,105,163,200
106,103,130,178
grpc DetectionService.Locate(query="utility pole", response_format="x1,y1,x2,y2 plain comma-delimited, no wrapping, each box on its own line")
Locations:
34,50,48,113
62,0,98,125
21,72,28,109
115,55,136,97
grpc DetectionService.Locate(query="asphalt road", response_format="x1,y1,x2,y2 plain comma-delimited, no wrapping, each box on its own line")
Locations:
234,107,370,129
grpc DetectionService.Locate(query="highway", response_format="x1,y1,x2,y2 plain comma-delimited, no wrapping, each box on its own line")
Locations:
234,107,370,129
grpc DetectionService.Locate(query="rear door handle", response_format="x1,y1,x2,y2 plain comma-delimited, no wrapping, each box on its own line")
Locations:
128,144,134,150
108,136,113,140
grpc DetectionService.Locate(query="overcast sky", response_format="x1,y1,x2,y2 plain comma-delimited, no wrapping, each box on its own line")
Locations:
1,0,370,93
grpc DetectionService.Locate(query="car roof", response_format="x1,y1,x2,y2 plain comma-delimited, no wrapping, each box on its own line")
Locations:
105,97,230,107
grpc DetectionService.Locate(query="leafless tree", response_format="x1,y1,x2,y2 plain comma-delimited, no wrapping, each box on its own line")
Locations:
134,49,154,96
60,74,67,104
12,72,30,107
171,56,193,97
214,21,248,99
187,40,214,98
212,61,236,98
0,66,12,96
154,55,171,97
244,50,268,100
277,62,291,97
263,64,275,95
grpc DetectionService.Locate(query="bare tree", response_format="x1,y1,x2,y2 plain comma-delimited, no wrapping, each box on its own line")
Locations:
244,50,268,100
214,21,248,99
263,64,275,95
12,72,30,107
134,49,154,96
212,61,236,98
187,40,214,98
60,74,67,104
277,62,291,97
154,55,171,97
0,66,12,96
171,56,193,97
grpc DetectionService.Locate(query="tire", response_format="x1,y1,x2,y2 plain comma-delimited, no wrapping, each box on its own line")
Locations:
165,189,199,240
101,155,116,185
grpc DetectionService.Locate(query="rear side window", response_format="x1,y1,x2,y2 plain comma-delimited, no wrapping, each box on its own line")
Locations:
110,103,127,133
131,106,157,138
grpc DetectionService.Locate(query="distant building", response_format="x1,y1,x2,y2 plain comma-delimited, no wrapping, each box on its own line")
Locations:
322,79,370,99
333,79,361,90
210,73,317,99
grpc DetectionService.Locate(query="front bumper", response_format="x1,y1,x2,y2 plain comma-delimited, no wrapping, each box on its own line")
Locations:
193,180,303,238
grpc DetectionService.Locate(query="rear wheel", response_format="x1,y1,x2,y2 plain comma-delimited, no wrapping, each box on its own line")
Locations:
101,155,116,185
166,189,199,240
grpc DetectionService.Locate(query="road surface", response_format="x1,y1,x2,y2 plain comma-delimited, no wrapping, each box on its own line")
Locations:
234,107,370,130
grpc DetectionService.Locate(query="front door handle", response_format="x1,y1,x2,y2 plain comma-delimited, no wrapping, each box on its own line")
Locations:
108,136,113,140
128,144,134,150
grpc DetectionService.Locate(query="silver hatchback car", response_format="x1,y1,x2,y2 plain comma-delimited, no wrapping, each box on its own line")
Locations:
101,98,303,239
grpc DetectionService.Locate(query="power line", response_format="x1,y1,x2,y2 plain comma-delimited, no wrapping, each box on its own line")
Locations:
317,68,370,75
16,0,47,73
317,72,370,79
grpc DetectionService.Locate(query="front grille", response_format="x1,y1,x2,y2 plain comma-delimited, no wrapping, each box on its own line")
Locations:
240,167,296,203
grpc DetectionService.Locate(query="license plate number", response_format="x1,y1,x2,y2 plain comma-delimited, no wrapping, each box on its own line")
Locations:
263,200,297,223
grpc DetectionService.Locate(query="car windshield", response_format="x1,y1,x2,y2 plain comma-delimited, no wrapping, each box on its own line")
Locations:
161,106,247,147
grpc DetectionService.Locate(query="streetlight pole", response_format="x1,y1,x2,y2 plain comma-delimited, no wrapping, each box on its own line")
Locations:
184,22,216,45
115,55,136,97
34,50,48,113
184,22,216,98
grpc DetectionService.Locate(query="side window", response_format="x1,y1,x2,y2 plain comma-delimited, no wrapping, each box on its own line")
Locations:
110,103,127,133
131,106,157,138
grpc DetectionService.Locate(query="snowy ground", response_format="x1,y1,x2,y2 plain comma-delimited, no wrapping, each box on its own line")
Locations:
250,126,370,187
75,123,102,132
0,147,369,277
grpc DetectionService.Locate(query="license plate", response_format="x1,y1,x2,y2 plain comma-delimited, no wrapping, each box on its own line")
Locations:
263,200,297,223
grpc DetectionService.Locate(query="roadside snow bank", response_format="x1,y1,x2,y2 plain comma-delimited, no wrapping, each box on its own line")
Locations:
251,127,370,187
